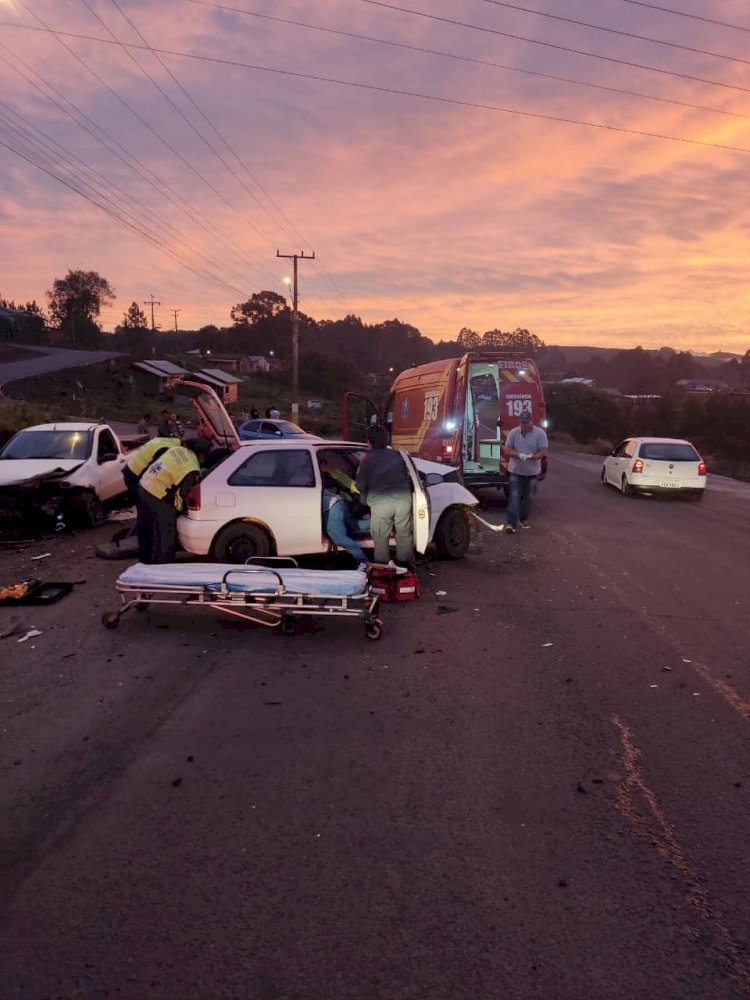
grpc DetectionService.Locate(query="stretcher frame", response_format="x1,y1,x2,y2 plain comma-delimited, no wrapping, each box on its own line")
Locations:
102,560,384,640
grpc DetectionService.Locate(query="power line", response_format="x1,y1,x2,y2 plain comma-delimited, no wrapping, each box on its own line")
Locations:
181,0,750,122
477,0,750,67
0,96,262,295
16,0,280,289
0,133,252,298
611,0,750,34
80,0,276,250
350,0,750,96
3,27,749,154
0,45,266,299
0,42,271,295
104,0,349,312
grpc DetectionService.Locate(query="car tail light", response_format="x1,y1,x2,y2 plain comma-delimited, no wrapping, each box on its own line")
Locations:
187,483,201,511
698,462,707,476
631,459,644,474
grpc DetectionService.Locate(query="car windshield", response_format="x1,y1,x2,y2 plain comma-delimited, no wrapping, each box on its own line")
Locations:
639,442,700,462
0,429,93,461
269,421,305,434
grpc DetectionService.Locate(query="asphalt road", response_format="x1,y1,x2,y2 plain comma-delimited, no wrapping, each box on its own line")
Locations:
1,453,749,1000
0,344,121,395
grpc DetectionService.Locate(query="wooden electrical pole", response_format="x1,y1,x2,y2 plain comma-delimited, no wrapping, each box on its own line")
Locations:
276,250,315,423
143,293,161,332
171,308,181,333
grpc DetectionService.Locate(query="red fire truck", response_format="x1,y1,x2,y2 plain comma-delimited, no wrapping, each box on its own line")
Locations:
343,353,547,490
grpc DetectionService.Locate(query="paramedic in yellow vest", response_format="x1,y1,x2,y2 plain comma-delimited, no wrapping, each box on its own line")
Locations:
123,435,180,503
136,438,211,564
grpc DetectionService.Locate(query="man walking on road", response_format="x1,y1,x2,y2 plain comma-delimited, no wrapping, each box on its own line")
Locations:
356,426,414,567
503,410,548,534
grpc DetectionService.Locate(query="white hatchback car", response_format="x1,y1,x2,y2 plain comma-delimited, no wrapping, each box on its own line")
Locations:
177,439,479,563
602,437,707,499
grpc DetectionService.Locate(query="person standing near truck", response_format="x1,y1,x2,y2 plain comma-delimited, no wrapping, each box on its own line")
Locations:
502,410,548,533
355,426,414,567
136,438,211,563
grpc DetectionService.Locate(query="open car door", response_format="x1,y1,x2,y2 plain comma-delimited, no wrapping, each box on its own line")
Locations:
342,391,381,442
400,451,431,555
167,378,240,451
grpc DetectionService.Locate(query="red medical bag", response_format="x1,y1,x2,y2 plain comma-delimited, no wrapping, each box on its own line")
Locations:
369,566,420,602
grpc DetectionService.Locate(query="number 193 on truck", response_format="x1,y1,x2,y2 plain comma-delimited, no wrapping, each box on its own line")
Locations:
343,352,547,490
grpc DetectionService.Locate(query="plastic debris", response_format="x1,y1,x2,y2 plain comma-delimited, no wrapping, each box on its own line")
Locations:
435,590,447,596
541,642,554,648
30,553,51,561
17,629,42,643
106,508,137,523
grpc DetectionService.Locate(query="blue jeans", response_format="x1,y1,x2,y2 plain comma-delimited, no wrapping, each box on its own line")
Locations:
506,474,538,528
324,498,369,564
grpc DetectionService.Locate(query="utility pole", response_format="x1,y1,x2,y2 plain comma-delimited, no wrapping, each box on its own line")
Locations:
171,308,181,333
143,293,161,332
277,250,315,423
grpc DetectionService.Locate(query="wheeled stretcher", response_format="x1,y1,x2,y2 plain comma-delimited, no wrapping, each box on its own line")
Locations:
102,561,383,640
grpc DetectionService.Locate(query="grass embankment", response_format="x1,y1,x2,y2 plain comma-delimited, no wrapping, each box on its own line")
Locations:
1,358,342,436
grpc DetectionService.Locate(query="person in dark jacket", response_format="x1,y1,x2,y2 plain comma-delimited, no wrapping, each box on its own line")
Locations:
355,426,414,567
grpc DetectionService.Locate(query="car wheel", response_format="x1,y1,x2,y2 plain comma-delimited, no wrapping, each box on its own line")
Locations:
74,491,105,528
621,475,633,497
214,522,272,563
433,507,471,559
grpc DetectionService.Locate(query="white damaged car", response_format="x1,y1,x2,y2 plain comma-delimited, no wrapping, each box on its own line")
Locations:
177,438,479,563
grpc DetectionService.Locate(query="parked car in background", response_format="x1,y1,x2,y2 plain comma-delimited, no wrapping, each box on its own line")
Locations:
601,437,707,499
237,418,315,441
177,439,478,563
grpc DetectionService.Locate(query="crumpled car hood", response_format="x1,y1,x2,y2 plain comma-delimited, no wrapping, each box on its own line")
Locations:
0,459,83,489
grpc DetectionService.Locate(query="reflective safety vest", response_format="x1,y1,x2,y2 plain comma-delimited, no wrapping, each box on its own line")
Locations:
126,437,180,478
140,447,200,503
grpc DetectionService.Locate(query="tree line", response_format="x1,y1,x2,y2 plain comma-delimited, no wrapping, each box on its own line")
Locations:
1,271,545,396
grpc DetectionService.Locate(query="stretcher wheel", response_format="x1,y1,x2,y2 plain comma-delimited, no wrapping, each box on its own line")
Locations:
280,616,296,636
101,612,120,630
365,621,383,641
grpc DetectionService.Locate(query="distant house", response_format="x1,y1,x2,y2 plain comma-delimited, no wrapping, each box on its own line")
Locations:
245,355,272,373
131,359,190,396
192,368,243,405
674,378,729,393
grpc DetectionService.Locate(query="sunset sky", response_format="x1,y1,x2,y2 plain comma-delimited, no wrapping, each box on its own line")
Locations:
1,0,749,352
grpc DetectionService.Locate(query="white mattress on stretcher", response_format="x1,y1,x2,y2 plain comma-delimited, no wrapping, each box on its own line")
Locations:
117,562,368,597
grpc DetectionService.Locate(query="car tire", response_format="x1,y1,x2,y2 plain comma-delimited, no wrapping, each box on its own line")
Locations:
214,522,273,563
686,490,705,502
620,475,634,497
433,507,471,559
75,491,105,528
601,466,608,486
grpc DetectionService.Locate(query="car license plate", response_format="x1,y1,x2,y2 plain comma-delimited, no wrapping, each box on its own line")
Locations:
661,481,681,488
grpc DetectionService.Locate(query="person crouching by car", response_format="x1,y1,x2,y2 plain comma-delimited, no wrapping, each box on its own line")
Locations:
136,438,211,564
123,434,181,504
320,456,370,569
355,425,415,568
